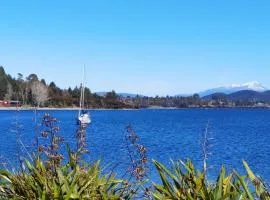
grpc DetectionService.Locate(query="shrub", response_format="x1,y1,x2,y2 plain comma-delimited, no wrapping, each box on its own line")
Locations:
152,159,270,200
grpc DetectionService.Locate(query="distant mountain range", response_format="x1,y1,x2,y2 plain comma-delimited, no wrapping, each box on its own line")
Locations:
202,90,270,103
96,81,269,103
199,81,270,103
96,92,142,98
198,81,267,97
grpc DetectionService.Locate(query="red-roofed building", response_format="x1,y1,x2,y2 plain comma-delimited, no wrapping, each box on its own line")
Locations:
0,100,21,107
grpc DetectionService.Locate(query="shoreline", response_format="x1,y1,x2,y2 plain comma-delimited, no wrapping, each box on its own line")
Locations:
0,106,270,111
0,107,137,111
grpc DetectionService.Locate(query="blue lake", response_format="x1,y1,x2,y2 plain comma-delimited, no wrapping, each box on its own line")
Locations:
0,109,269,183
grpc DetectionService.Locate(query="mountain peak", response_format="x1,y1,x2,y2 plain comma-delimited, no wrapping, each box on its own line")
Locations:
241,81,266,91
227,81,266,91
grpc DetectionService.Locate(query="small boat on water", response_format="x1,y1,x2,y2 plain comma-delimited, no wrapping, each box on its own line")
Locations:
78,110,91,125
77,67,91,125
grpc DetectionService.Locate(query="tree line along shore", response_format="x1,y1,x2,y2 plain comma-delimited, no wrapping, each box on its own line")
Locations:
1,66,269,109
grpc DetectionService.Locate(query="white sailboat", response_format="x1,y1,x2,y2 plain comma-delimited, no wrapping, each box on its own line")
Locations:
77,67,91,125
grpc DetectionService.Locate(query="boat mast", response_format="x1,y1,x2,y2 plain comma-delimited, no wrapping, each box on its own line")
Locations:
78,66,84,118
82,65,86,109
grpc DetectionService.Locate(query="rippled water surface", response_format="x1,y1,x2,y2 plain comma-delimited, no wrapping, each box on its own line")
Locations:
0,109,269,183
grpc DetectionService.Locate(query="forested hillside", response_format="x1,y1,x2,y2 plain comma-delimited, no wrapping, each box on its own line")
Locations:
0,66,130,108
1,66,270,108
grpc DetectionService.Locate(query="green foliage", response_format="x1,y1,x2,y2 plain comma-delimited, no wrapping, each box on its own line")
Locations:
2,158,268,200
0,156,132,199
152,159,270,200
0,66,9,100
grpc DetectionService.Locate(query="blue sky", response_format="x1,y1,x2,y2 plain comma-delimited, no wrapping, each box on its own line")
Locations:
0,0,270,96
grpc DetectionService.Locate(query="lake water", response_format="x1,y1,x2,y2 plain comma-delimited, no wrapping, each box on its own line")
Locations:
0,109,269,183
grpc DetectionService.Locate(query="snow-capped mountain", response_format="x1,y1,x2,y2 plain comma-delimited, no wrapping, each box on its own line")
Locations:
199,81,267,97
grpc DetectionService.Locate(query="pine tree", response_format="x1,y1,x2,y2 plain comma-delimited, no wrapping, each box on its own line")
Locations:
0,66,8,100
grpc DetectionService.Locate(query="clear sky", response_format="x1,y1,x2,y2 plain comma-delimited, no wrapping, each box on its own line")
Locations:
0,0,270,96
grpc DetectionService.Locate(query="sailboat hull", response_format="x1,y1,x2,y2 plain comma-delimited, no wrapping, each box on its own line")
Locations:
77,113,91,125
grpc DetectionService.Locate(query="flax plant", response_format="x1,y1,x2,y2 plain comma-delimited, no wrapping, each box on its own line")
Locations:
0,113,134,200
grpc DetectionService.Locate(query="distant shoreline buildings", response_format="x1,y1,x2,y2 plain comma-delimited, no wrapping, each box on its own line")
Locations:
0,100,20,107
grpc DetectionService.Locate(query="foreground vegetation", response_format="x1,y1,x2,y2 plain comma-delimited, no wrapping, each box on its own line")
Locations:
1,157,269,199
0,113,269,199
